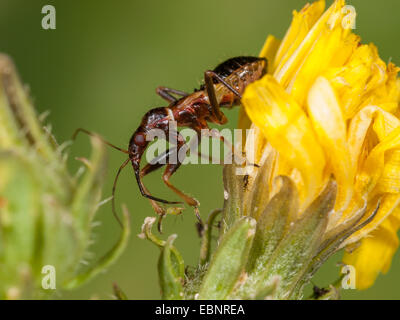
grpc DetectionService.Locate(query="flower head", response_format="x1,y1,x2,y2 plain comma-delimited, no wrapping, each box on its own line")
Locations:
240,0,400,290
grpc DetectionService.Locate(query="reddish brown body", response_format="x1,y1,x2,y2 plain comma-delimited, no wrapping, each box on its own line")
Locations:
74,56,267,230
143,58,264,128
130,57,267,161
128,56,267,226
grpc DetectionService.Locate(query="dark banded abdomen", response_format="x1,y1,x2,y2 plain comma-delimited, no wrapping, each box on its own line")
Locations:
213,56,265,80
215,57,267,106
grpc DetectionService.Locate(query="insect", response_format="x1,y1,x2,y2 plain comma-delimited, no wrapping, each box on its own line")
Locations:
312,285,330,299
243,174,250,190
74,56,267,231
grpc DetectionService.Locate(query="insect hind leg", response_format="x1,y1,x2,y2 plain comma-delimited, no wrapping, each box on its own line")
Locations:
140,146,199,232
204,70,241,125
138,147,182,216
156,86,189,103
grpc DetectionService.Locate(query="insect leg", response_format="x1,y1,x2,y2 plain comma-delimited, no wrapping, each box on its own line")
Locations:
135,146,183,203
139,162,168,217
162,134,203,224
197,124,259,167
139,147,189,229
162,162,202,224
140,146,178,177
204,70,242,125
210,130,260,168
193,146,218,164
156,86,189,103
135,166,182,205
162,163,198,206
205,129,247,166
191,125,221,164
204,71,227,124
138,155,169,232
204,70,241,98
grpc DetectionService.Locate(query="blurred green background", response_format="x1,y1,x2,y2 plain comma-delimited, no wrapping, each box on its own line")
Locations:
0,0,399,299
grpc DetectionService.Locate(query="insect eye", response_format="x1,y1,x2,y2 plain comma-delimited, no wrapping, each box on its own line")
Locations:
134,133,146,146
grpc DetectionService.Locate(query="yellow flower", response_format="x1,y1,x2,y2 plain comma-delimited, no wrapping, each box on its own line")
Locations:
240,0,400,290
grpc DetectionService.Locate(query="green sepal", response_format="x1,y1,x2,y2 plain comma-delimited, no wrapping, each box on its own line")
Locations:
252,180,336,299
253,275,280,300
199,209,222,266
229,177,297,299
138,217,185,300
292,199,379,297
246,176,297,275
138,217,185,266
198,217,256,300
220,164,244,234
245,151,275,220
158,235,185,300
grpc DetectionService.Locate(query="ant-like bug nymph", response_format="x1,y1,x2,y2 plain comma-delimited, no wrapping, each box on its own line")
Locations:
74,56,267,232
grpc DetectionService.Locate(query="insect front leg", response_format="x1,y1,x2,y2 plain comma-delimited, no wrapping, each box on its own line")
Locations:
191,125,222,165
156,86,189,103
140,147,182,232
161,133,203,225
203,128,247,166
140,147,179,208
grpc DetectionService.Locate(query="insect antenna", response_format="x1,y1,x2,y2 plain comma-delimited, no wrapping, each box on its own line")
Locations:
73,128,130,154
112,158,130,228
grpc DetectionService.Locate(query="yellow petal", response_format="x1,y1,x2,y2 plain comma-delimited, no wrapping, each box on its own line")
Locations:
273,0,326,73
243,123,269,166
343,206,400,290
288,27,360,106
373,109,400,140
329,32,360,68
347,106,400,188
239,35,282,141
259,35,281,69
274,0,344,88
307,77,354,211
289,27,345,106
242,75,326,208
361,63,400,114
376,149,400,194
357,126,400,194
325,44,388,119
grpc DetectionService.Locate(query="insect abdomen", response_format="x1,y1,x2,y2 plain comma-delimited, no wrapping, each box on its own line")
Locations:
213,56,264,79
216,57,267,100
